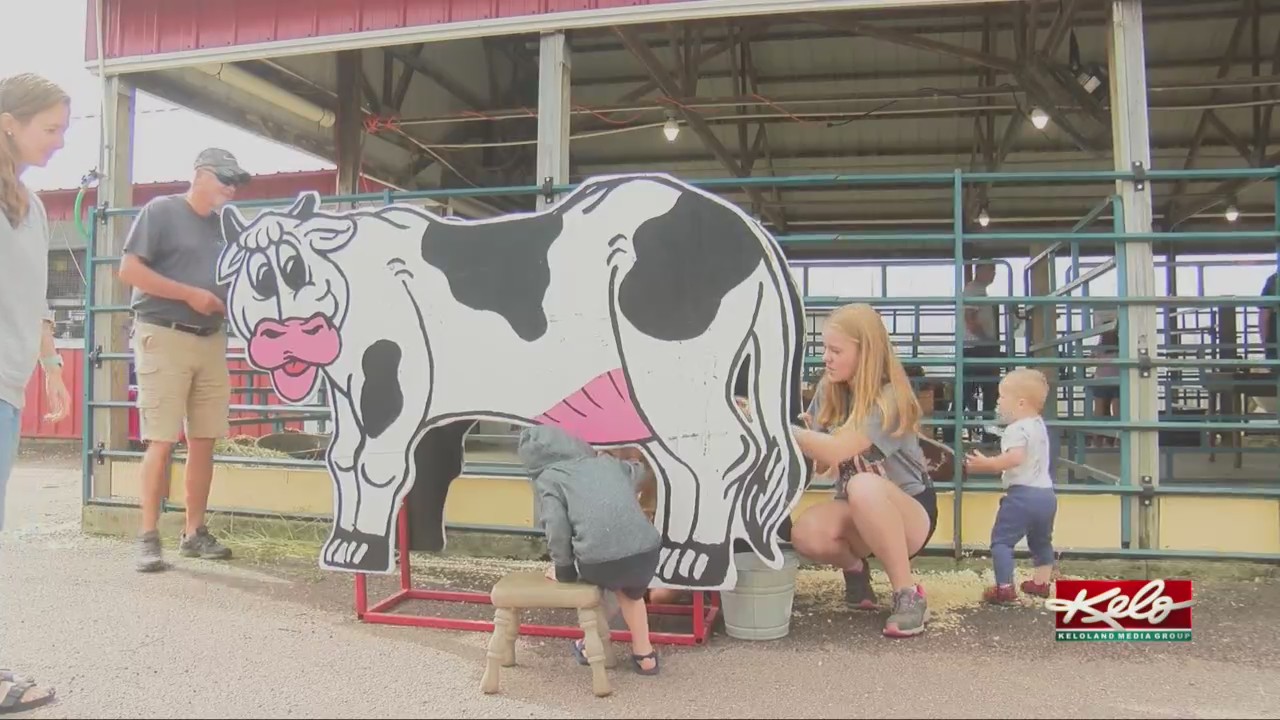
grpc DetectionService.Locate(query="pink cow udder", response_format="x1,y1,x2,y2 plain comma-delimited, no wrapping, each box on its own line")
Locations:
536,369,652,445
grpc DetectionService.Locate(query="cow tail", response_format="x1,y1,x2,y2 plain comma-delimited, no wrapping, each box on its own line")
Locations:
734,235,809,565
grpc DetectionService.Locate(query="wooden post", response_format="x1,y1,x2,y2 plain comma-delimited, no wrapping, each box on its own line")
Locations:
88,76,136,500
1109,0,1161,549
335,51,366,202
537,31,571,209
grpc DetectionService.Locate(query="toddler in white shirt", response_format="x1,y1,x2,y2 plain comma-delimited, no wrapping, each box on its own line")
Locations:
965,368,1058,604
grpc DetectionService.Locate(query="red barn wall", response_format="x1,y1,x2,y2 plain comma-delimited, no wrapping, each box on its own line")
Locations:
87,0,701,61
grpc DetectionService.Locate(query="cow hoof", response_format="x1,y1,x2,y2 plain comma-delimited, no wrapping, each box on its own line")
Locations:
321,527,392,572
656,541,728,587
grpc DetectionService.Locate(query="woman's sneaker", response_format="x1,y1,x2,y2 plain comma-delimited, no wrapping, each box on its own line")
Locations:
883,585,930,637
843,566,878,610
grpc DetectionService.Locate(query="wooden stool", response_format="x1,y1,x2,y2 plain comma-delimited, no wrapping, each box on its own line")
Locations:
479,571,617,698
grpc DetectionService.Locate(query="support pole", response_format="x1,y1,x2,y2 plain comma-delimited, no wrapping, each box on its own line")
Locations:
1108,0,1160,549
335,51,366,202
88,76,136,502
537,31,571,209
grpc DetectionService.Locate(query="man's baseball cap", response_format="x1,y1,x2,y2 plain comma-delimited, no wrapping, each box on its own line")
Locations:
195,148,251,186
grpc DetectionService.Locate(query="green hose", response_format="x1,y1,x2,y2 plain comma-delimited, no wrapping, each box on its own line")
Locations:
74,169,103,241
74,186,91,241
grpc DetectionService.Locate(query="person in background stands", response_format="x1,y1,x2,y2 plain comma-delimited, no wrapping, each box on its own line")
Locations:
959,261,1002,443
0,72,71,715
116,148,250,572
1089,328,1120,447
1262,272,1278,363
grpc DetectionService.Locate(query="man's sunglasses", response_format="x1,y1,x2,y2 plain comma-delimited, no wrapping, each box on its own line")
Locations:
215,170,251,187
200,167,251,187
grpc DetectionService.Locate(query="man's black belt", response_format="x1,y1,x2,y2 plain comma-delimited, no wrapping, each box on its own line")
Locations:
137,318,222,337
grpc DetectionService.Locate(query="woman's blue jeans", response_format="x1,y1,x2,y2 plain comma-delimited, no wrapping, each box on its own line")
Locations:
0,399,23,532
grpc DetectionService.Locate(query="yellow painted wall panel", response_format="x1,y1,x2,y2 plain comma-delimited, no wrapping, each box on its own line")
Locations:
930,491,955,550
1053,495,1123,549
443,476,537,528
959,492,1002,546
109,462,143,500
1159,497,1280,554
936,491,1122,551
106,462,1278,557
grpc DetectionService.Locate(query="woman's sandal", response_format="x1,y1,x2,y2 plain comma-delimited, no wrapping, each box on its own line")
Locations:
0,671,56,714
631,651,659,676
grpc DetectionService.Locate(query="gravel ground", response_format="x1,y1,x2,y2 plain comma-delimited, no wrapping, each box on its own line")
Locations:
1,443,1278,719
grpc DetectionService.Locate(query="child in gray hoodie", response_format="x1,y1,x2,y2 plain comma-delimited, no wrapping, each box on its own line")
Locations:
516,425,663,675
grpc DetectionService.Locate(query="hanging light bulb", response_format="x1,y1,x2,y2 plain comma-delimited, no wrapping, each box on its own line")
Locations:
1225,203,1240,222
1030,107,1050,130
978,208,991,227
662,115,680,143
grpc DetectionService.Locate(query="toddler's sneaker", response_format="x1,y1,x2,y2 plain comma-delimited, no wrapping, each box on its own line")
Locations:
982,584,1019,605
883,585,929,637
1020,579,1052,598
843,565,878,610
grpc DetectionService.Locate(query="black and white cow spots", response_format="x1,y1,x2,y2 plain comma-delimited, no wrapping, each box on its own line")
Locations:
420,213,561,343
618,191,767,342
359,340,404,440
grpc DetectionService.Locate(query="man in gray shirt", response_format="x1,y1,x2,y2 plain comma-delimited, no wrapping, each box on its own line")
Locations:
117,148,250,572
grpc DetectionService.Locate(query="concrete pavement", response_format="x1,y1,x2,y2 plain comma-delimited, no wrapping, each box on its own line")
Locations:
1,444,1278,718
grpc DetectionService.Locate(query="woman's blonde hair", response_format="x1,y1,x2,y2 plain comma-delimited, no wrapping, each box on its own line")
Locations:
816,303,921,438
0,74,69,226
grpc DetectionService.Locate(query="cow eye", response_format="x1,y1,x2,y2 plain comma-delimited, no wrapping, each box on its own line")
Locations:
248,254,278,300
279,245,309,292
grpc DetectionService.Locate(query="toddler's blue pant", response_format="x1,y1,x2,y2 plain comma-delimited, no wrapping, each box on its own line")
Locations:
991,485,1058,586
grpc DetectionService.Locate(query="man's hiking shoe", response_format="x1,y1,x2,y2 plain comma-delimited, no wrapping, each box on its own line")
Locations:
136,530,166,573
179,526,232,560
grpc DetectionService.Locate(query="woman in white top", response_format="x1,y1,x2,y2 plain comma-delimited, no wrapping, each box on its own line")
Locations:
0,72,72,714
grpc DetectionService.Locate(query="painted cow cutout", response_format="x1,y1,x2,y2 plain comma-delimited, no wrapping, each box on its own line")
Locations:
217,173,808,590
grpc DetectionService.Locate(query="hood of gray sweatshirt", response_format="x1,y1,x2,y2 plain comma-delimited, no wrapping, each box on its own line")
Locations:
517,425,661,576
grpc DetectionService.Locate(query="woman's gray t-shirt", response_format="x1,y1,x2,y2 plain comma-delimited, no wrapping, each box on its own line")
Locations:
806,383,930,498
0,191,52,410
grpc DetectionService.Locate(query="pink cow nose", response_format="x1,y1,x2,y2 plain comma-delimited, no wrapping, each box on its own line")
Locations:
248,314,341,370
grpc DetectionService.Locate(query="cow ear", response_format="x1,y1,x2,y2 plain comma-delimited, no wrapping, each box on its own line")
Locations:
288,192,320,219
216,243,246,285
220,204,247,245
305,218,356,254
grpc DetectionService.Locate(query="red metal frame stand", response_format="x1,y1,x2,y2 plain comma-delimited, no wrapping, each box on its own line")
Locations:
353,503,719,646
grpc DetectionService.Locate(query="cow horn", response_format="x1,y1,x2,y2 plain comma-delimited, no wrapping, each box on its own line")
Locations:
288,192,320,219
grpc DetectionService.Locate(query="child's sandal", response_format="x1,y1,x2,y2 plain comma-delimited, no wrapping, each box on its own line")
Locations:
631,651,659,676
570,638,589,666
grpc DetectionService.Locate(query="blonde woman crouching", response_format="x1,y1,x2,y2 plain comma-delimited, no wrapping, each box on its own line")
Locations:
790,304,937,638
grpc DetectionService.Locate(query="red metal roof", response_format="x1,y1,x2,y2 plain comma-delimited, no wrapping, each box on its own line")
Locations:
87,0,696,60
39,169,388,222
